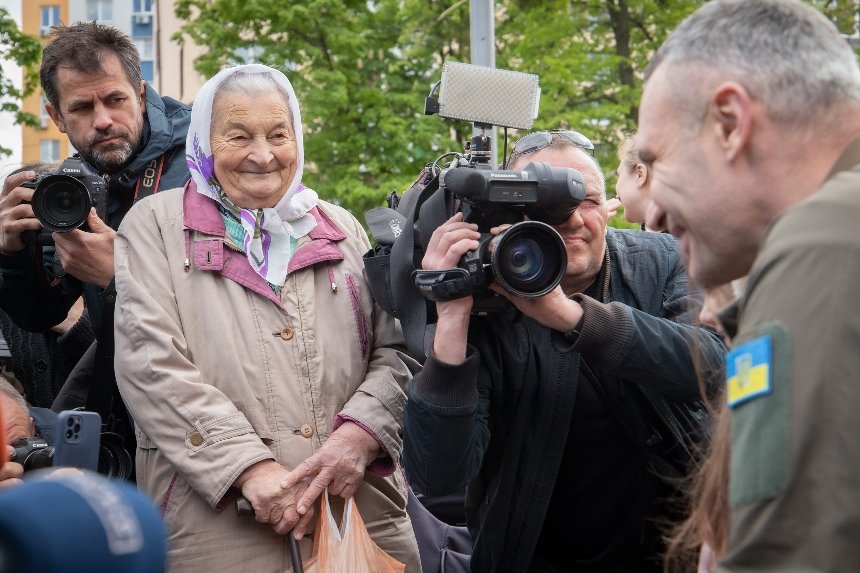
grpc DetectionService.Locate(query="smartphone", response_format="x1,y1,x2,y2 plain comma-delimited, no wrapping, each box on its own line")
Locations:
52,410,101,472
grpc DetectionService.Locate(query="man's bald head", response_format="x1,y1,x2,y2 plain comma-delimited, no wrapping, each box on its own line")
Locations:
0,379,34,444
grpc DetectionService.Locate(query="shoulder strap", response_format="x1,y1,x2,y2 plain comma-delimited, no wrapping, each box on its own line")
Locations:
133,149,175,201
389,174,450,360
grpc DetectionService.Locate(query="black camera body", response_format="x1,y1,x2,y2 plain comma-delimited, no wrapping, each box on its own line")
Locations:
21,155,107,246
412,137,586,307
10,437,54,472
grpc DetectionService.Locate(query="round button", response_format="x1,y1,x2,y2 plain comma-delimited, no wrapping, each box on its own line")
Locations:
35,359,48,373
106,294,116,304
279,327,294,340
299,424,314,438
189,431,204,446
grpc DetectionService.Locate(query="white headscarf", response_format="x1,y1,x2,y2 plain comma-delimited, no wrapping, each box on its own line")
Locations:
186,64,318,286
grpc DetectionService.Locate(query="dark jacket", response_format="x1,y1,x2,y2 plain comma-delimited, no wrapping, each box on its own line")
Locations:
0,84,191,333
0,308,93,408
404,228,726,572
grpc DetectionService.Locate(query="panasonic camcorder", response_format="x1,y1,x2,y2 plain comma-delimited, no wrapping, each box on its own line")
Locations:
363,62,588,357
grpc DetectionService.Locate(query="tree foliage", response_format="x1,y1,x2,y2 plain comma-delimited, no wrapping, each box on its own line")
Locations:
173,0,859,225
0,7,42,157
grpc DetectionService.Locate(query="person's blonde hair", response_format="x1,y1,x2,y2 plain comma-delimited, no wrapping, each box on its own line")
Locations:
617,134,641,173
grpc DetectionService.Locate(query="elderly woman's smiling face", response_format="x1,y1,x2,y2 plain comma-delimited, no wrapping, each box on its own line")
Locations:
209,89,298,209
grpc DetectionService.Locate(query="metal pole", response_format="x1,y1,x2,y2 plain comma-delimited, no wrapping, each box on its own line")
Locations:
469,0,498,167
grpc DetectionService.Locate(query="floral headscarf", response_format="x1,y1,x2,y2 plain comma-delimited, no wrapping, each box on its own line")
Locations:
186,64,318,286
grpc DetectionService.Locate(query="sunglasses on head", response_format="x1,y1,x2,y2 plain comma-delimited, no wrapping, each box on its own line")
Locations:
509,130,595,163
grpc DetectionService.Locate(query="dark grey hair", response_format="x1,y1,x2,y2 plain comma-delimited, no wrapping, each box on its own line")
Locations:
0,377,28,415
41,22,142,110
647,0,860,126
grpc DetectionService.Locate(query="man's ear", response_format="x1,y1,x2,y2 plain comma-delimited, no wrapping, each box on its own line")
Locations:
710,81,752,162
45,103,66,133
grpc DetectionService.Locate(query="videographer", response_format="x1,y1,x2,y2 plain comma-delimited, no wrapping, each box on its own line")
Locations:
403,130,726,572
0,22,191,467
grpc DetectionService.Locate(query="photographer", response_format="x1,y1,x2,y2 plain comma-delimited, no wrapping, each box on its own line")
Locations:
0,377,44,488
0,23,190,464
403,130,726,572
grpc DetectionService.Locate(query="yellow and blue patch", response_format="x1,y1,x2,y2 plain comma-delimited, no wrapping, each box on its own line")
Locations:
726,335,772,408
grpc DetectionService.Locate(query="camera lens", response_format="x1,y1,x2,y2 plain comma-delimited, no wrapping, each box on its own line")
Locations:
22,446,54,472
97,432,134,480
31,175,92,232
488,221,567,298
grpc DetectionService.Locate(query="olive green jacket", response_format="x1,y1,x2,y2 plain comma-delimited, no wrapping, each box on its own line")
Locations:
720,137,860,571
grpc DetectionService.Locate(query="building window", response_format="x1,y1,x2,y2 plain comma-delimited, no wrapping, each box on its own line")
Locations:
40,140,60,163
40,95,51,129
133,37,153,60
40,6,60,36
133,0,153,12
86,0,113,22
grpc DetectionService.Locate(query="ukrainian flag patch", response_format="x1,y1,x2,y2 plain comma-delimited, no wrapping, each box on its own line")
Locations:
726,335,772,408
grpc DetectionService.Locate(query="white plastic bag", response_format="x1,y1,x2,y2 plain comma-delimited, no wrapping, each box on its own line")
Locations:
300,490,405,573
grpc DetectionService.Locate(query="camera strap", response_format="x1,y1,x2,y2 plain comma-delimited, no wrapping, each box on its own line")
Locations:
133,149,173,201
390,172,448,360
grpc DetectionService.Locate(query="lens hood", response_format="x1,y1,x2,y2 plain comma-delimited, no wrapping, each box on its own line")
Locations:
31,174,92,233
488,221,567,298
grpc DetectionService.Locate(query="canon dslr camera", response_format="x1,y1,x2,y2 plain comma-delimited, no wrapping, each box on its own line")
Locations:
9,437,54,472
21,155,107,246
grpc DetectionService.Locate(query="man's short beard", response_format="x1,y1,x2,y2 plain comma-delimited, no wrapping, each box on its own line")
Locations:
76,120,145,174
84,140,135,174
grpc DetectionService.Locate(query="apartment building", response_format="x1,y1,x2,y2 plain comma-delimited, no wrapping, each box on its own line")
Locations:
15,0,205,167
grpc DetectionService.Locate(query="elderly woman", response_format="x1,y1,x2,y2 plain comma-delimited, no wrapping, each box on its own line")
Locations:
114,64,421,572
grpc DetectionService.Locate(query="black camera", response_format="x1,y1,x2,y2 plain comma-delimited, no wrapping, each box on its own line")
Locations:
414,157,584,302
10,437,54,472
362,62,585,357
21,155,107,246
8,432,131,479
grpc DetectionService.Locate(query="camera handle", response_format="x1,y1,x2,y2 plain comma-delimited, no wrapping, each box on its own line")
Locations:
412,269,474,301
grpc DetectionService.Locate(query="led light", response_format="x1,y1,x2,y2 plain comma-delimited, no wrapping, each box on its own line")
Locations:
438,62,540,130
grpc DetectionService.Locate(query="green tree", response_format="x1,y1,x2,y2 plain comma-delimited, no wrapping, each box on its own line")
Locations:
0,8,42,157
174,0,466,216
173,0,859,224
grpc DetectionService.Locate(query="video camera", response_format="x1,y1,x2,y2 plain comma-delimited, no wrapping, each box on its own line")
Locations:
363,62,585,358
21,155,107,246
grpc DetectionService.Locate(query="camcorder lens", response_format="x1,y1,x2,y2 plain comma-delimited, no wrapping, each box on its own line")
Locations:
489,221,567,298
31,175,92,232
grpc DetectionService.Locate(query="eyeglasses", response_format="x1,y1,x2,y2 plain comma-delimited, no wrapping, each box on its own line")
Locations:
508,130,595,161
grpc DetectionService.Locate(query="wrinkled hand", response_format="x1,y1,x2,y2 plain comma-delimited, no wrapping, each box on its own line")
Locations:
235,459,314,537
0,170,41,254
282,422,380,517
0,446,24,490
52,208,115,287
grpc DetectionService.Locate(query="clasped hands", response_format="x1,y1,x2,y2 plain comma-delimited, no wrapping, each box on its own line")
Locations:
235,421,380,539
